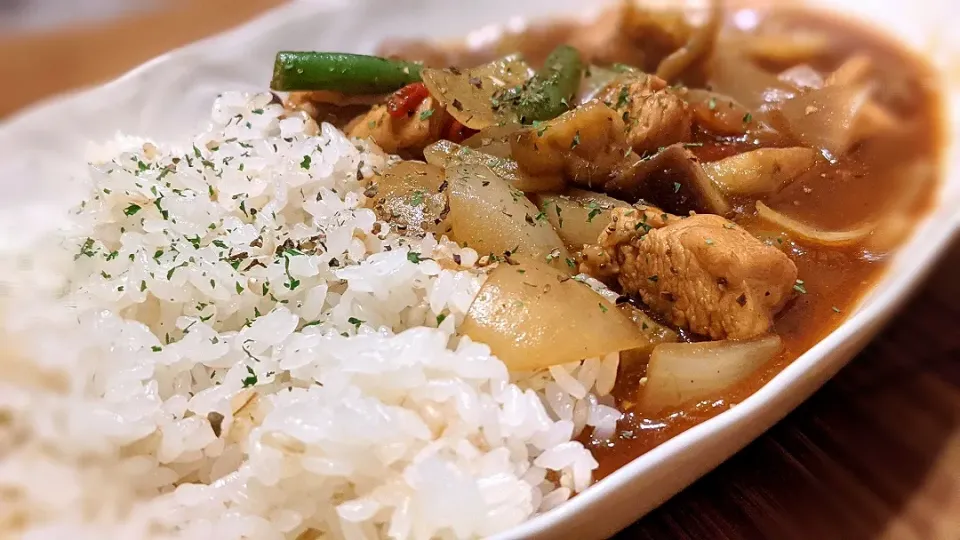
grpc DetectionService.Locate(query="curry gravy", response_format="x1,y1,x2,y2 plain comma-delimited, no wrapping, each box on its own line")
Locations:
381,6,943,479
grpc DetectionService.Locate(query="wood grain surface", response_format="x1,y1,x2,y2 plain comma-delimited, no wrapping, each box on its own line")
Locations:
2,2,958,539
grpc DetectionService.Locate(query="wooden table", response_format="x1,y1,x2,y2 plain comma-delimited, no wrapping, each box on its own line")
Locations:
2,2,958,538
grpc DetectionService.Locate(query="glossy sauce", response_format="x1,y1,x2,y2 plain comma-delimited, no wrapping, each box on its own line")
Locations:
380,7,943,479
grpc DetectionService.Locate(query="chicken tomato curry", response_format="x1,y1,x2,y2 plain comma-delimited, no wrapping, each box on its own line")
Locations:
270,1,942,479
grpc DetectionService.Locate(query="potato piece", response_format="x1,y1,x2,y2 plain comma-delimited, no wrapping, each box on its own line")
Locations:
446,162,571,272
533,189,630,249
366,161,449,236
461,261,651,371
511,101,630,186
424,140,564,193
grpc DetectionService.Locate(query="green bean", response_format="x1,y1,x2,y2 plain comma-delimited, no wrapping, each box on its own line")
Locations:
271,52,423,94
514,45,583,123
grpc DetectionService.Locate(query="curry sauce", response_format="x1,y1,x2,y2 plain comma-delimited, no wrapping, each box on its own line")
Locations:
377,5,942,478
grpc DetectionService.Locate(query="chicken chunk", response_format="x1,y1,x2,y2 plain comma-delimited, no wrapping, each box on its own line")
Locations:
346,96,448,155
598,75,693,156
285,91,379,129
583,208,798,340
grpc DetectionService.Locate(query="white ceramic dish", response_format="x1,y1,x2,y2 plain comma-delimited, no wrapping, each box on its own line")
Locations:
0,1,957,538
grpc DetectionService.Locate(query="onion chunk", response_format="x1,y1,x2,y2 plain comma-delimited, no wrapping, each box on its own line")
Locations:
425,140,564,193
445,161,571,272
421,56,533,130
703,147,819,196
461,122,522,158
366,161,449,236
461,261,651,371
533,190,630,249
756,200,875,247
639,335,783,414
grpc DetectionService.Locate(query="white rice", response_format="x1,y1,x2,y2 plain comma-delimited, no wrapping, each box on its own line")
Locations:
0,92,621,540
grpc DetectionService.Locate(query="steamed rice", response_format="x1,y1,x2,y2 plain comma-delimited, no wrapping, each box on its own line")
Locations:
0,92,620,539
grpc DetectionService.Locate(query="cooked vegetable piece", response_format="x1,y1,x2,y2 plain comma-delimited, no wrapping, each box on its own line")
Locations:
512,45,585,122
755,201,875,247
609,144,730,216
346,95,447,155
654,0,723,81
617,303,679,366
638,335,783,414
683,89,780,144
708,49,796,110
571,272,680,354
445,162,571,272
862,161,934,252
460,261,650,371
577,65,627,105
533,190,630,249
443,118,476,144
555,271,679,364
771,84,872,156
769,56,896,154
852,101,898,143
512,101,631,186
424,140,564,193
703,147,819,196
366,161,449,236
385,83,431,118
421,56,533,129
823,57,898,143
271,52,423,93
778,64,826,90
825,55,873,87
739,32,831,64
685,89,752,135
461,122,523,158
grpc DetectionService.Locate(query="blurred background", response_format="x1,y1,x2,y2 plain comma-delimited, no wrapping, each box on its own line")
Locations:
0,0,155,32
0,1,957,538
0,0,282,118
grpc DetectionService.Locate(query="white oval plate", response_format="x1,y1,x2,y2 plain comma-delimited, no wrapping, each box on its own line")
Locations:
1,1,957,538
